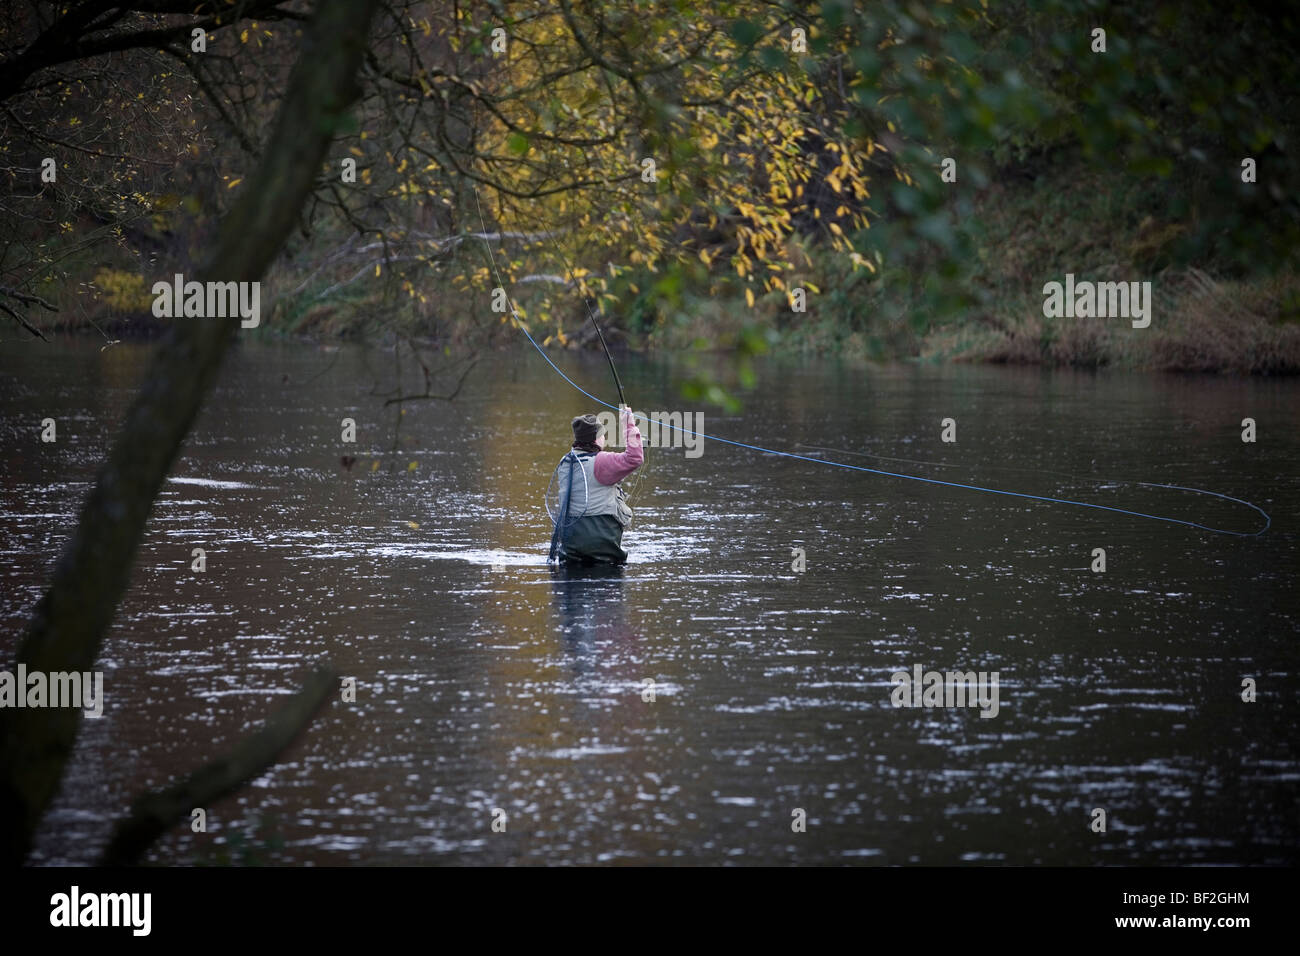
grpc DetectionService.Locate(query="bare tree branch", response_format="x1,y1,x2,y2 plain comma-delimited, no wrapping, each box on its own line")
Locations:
100,668,337,867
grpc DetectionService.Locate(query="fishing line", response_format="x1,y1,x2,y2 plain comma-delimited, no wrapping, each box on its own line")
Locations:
482,194,652,505
514,206,626,405
523,208,651,505
794,442,1271,529
470,189,1270,538
798,442,1218,493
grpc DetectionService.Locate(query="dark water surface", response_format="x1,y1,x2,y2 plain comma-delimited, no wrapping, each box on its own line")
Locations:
2,339,1297,865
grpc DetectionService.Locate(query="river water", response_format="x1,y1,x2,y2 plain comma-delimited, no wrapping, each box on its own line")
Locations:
2,339,1297,865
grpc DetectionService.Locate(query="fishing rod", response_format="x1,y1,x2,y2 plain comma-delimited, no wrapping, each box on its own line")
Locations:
470,186,627,408
592,306,626,409
530,213,650,503
536,220,626,410
493,194,648,497
470,185,638,462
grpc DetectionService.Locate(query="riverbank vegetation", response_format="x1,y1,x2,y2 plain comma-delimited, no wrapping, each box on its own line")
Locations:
5,1,1298,373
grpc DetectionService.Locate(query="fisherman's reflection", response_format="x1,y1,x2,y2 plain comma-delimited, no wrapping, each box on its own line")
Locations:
549,563,638,678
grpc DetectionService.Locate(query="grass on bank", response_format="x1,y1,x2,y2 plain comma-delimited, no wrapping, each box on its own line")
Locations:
35,159,1300,374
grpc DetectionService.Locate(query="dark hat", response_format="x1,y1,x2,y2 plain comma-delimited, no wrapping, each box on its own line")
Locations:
571,413,602,446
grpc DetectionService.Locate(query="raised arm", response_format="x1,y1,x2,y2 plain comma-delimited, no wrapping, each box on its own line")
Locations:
593,409,643,485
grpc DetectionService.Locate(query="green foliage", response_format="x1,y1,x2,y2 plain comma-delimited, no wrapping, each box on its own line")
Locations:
13,0,1298,375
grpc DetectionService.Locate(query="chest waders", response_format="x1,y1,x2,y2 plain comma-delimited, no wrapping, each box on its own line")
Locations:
547,451,632,565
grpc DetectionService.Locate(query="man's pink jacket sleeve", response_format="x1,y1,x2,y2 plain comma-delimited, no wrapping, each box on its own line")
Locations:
593,416,643,485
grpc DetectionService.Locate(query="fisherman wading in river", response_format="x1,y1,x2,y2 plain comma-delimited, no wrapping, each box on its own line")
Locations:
548,407,643,566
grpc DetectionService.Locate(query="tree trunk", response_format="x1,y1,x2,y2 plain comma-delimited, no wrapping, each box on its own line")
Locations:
0,0,380,866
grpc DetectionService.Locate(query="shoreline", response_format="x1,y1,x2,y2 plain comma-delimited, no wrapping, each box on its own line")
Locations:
21,316,1299,377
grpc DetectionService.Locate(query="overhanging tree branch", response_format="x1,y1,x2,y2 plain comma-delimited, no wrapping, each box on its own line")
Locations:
100,668,337,867
0,0,381,866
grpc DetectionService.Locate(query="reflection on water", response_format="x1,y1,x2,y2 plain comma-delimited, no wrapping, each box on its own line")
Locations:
1,339,1297,865
550,564,633,681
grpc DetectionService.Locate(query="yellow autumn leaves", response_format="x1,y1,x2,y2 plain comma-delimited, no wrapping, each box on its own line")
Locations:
432,2,875,336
